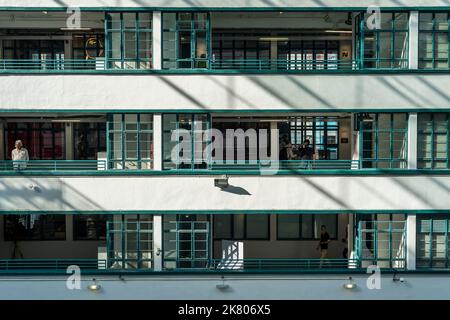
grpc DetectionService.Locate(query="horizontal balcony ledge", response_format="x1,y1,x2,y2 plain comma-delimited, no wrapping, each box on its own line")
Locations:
2,210,450,214
0,269,447,277
2,169,450,176
1,69,450,75
0,5,448,12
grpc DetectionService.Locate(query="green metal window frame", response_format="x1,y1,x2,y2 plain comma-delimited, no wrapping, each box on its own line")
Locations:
162,113,211,170
417,214,450,269
107,113,154,170
213,214,271,241
162,12,211,69
289,116,340,160
418,12,450,70
276,214,338,240
356,12,409,69
163,218,210,269
106,215,154,269
418,113,450,169
105,11,153,69
359,113,409,168
356,217,407,269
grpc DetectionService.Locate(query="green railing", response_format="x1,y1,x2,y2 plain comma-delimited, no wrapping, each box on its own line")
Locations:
0,57,408,73
0,59,106,71
0,259,106,270
207,258,359,270
210,58,359,71
0,160,106,171
0,159,419,173
210,160,357,171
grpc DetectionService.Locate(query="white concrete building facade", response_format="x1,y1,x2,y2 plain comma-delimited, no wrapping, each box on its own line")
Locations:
0,0,449,299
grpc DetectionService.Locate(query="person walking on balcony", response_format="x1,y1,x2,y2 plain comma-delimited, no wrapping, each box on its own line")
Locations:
11,140,29,170
317,225,331,268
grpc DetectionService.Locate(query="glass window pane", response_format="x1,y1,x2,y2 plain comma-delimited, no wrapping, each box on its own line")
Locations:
419,33,433,59
213,215,232,239
419,13,433,30
278,215,300,239
246,215,269,239
435,13,449,31
233,214,245,239
435,33,449,59
4,215,66,241
301,214,314,239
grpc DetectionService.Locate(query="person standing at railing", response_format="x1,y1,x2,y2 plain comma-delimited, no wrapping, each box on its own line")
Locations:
317,225,331,268
76,134,88,160
298,139,314,169
298,139,314,160
11,140,29,170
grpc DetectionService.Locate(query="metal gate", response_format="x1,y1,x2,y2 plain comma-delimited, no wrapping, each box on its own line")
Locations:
163,220,210,269
356,220,406,269
106,219,153,269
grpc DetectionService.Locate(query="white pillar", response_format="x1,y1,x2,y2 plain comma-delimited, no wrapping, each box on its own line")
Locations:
152,11,162,70
153,113,162,170
348,214,354,254
406,214,416,270
153,215,163,271
408,113,418,169
408,11,419,69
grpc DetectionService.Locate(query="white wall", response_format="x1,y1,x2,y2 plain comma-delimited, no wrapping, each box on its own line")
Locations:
0,0,447,9
1,74,450,111
0,273,450,300
1,175,450,212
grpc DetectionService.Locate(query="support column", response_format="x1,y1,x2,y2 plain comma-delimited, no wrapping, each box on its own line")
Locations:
408,11,419,69
0,121,4,160
152,11,162,70
348,214,354,257
270,35,278,70
351,114,360,169
406,214,416,270
65,122,74,160
153,113,163,170
153,215,163,271
407,113,418,169
66,215,74,241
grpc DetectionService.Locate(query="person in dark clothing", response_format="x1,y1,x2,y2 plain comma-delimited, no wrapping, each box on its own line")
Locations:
77,134,88,160
298,139,314,160
316,225,331,267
